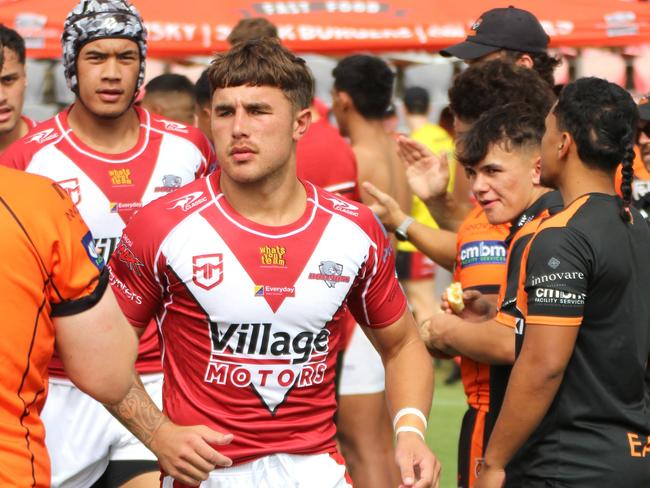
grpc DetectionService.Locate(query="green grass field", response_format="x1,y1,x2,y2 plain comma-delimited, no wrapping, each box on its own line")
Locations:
425,360,467,488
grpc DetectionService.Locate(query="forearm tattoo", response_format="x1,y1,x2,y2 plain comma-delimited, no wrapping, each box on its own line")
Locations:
104,374,168,447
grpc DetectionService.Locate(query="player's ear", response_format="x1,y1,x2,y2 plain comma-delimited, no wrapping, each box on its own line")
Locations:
293,106,312,141
531,155,542,185
558,132,572,159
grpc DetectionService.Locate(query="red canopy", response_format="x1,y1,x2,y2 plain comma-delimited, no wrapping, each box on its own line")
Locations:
2,0,650,57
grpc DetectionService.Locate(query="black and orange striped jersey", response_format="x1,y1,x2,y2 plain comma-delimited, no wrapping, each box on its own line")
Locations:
488,191,563,440
0,167,107,487
508,193,650,487
454,205,509,411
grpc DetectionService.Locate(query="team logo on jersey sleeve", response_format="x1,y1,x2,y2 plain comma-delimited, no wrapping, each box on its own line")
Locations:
109,168,133,186
324,196,359,216
81,231,105,270
308,261,350,288
154,174,183,193
28,128,59,144
192,254,224,290
168,191,208,211
159,119,189,133
260,245,286,267
56,178,81,205
114,241,144,276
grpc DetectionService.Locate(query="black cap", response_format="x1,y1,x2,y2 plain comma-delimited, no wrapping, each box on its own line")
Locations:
639,95,650,122
441,6,550,60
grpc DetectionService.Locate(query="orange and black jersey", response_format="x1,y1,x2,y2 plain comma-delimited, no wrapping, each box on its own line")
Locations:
454,206,509,411
507,193,650,487
488,191,563,441
0,167,107,487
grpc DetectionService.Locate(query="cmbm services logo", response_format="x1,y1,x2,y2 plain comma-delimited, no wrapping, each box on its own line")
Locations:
459,240,506,268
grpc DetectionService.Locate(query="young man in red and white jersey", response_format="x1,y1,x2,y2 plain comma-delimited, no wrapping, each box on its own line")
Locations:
0,25,34,155
0,1,215,486
105,38,440,488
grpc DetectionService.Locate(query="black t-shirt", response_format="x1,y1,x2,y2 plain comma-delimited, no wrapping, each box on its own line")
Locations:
506,193,650,487
487,191,563,440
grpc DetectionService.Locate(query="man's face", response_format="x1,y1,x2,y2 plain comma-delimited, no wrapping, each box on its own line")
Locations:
540,108,562,188
75,38,140,119
0,47,26,135
211,84,310,185
465,142,541,224
637,120,650,170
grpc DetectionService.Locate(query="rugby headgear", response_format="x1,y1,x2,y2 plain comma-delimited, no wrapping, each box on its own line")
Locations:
62,0,147,93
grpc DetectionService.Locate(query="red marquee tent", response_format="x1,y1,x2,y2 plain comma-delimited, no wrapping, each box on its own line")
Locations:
1,0,650,57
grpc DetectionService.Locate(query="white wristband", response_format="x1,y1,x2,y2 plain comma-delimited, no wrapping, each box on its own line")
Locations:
393,407,428,430
395,426,425,441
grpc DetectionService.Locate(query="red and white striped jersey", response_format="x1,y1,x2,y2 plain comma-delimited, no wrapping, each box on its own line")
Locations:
0,105,215,376
108,173,406,465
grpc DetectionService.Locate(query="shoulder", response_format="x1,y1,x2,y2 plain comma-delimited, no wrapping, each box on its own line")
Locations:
0,167,79,228
0,116,62,167
313,184,386,239
146,110,211,151
126,177,212,241
0,166,58,194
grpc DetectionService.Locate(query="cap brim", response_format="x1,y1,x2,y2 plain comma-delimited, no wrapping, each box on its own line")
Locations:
440,40,500,60
639,103,650,122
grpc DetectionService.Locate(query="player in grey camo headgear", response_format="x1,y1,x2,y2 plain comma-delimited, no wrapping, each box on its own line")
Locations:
61,0,147,94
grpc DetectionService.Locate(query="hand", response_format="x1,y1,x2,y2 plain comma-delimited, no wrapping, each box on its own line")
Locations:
150,420,234,486
473,462,506,488
441,289,494,321
397,136,450,203
395,431,441,488
362,181,408,232
419,315,459,357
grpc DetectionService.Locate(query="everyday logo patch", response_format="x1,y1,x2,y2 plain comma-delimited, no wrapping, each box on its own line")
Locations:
254,285,295,298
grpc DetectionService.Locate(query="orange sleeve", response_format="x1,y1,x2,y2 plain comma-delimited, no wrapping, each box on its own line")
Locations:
45,182,108,316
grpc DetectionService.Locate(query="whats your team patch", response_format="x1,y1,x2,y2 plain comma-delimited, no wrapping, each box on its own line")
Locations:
81,231,105,270
459,240,506,267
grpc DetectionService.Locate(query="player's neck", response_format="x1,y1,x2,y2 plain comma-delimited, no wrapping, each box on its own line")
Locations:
67,103,140,154
346,114,390,147
405,114,428,133
219,160,307,227
558,157,616,205
0,117,28,153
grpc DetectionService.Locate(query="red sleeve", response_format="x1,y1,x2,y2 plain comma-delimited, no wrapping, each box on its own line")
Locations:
0,138,29,170
347,216,407,328
108,223,164,328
